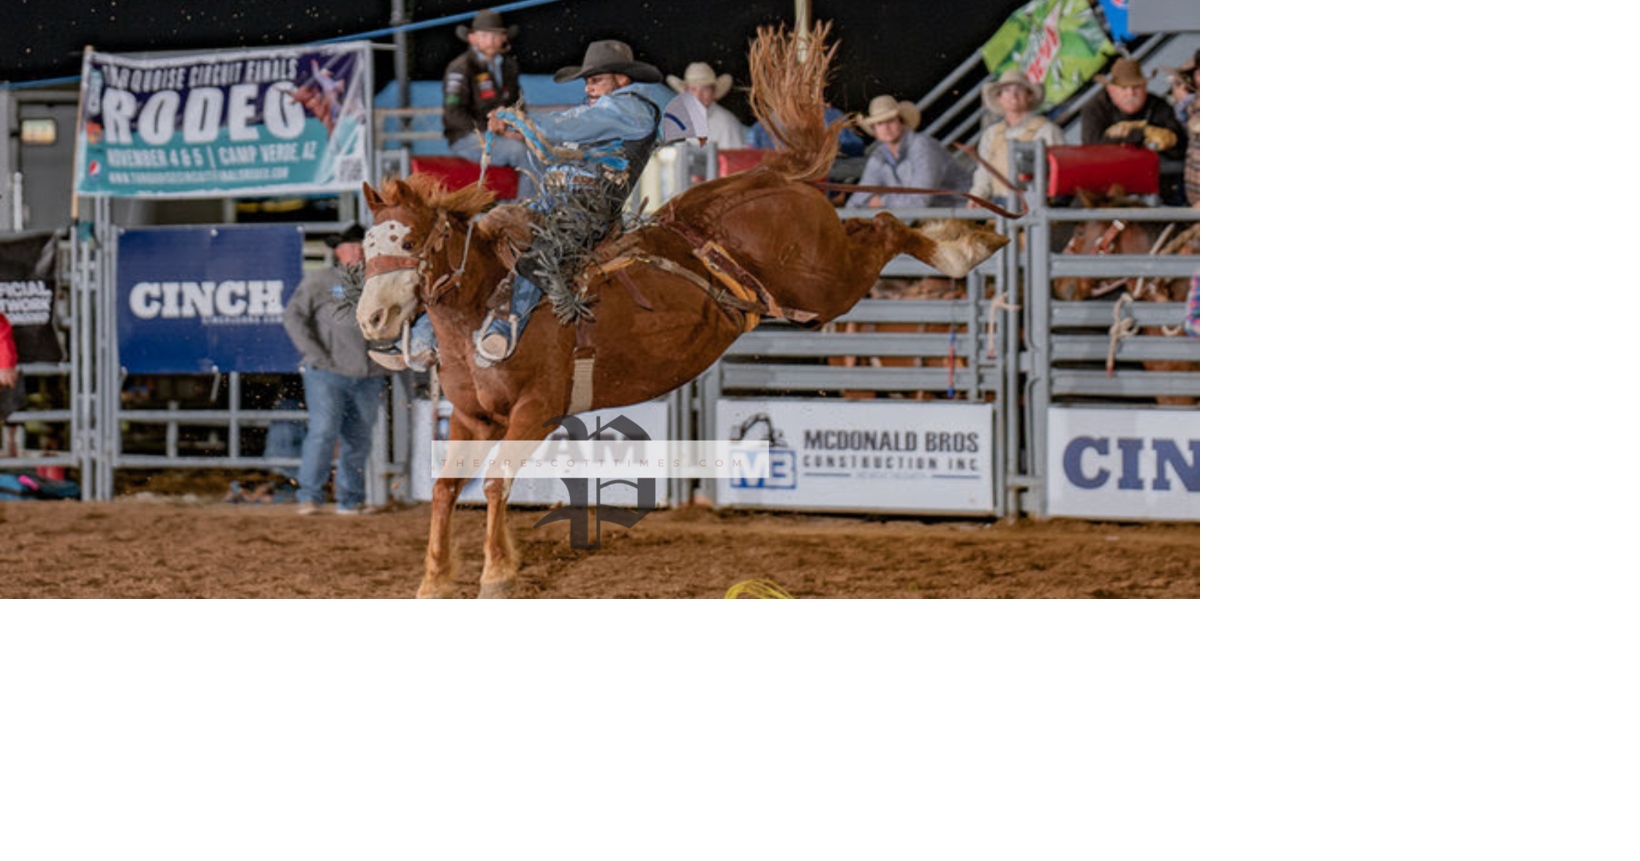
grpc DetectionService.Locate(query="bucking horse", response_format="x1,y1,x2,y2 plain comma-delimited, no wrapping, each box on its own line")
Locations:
354,24,1008,597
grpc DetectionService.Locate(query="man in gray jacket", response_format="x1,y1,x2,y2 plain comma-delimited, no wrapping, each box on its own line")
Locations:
282,223,390,515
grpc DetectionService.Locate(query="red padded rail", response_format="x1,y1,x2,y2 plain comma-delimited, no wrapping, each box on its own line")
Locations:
410,155,520,199
716,148,770,177
1045,144,1158,196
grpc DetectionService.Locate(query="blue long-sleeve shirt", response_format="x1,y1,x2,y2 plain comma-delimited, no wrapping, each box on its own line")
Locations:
529,82,668,145
846,130,968,208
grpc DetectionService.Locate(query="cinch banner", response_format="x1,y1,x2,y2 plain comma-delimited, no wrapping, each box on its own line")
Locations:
0,230,64,363
982,0,1120,108
75,42,372,197
1047,407,1199,521
116,225,304,373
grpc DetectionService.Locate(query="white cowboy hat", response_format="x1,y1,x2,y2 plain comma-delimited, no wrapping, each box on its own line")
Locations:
981,69,1046,114
857,95,921,131
667,62,733,100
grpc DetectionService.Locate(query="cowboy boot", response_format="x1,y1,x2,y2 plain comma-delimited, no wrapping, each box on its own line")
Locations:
474,273,545,366
367,313,438,372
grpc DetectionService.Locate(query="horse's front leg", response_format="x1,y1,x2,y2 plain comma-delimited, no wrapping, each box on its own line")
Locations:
420,474,464,598
475,399,572,598
420,413,491,598
476,471,519,599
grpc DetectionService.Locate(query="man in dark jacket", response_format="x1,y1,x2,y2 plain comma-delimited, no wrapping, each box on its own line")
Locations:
443,9,534,197
1078,57,1187,161
282,223,391,515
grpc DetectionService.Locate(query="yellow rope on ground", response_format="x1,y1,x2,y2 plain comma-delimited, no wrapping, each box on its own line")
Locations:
725,579,796,599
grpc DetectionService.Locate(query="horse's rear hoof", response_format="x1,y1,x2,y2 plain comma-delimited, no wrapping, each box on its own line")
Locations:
416,580,460,598
477,580,515,599
922,221,1009,278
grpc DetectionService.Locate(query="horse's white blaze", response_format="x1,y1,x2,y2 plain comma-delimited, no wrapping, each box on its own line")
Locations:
356,219,420,341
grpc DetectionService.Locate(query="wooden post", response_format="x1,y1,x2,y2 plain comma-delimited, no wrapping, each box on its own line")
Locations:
794,0,811,61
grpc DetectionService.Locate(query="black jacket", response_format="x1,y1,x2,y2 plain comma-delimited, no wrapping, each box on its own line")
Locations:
1078,89,1187,161
442,49,523,145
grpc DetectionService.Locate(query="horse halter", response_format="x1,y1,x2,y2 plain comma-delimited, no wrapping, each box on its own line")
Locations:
1078,218,1129,255
363,207,464,306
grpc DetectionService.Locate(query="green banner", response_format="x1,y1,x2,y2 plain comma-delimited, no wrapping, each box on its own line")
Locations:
74,42,372,198
981,0,1119,108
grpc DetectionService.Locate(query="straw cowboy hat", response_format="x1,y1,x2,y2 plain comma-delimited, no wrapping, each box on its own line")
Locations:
857,95,921,131
667,62,733,99
455,9,518,41
981,69,1046,114
553,39,662,84
1096,57,1152,89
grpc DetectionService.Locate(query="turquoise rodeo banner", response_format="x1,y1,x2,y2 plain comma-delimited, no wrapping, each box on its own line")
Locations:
73,42,372,197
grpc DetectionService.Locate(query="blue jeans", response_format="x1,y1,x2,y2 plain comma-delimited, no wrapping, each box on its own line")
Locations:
450,134,538,200
297,368,386,508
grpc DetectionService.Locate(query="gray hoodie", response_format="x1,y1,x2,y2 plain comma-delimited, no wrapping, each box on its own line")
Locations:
282,264,389,378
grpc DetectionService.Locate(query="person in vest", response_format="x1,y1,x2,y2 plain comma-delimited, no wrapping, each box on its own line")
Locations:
969,69,1065,206
442,9,534,198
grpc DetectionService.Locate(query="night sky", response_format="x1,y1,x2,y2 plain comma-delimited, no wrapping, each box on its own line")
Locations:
1,0,1029,115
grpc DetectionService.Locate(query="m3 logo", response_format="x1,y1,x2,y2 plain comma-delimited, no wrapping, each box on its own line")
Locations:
728,412,796,490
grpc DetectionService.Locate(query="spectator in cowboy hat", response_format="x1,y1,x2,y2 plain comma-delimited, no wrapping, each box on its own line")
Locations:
969,69,1065,206
283,223,390,516
666,61,745,149
442,9,535,197
846,94,969,209
1078,56,1186,160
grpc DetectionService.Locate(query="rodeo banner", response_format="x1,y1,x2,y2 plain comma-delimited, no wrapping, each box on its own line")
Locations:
74,42,371,197
982,0,1119,108
116,225,304,373
0,230,64,363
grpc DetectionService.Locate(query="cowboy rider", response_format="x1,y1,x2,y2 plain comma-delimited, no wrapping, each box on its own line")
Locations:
377,39,669,371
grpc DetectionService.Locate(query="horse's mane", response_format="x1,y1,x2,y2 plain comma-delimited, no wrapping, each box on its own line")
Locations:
393,172,495,220
747,23,842,184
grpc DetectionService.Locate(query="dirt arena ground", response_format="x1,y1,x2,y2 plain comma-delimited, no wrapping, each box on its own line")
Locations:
0,499,1199,598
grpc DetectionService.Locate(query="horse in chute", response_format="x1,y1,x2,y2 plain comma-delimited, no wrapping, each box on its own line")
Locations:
354,24,1008,597
1053,189,1200,406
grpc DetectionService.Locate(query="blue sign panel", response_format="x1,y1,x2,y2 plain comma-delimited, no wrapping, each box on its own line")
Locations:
117,225,304,373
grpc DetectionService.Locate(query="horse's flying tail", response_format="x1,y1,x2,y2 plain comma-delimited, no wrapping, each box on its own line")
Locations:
746,22,842,184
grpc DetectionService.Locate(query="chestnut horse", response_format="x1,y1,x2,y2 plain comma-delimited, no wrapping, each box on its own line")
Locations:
1053,190,1199,405
354,24,1007,597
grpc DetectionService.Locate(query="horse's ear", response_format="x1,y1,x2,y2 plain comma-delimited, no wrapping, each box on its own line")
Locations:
362,182,385,212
